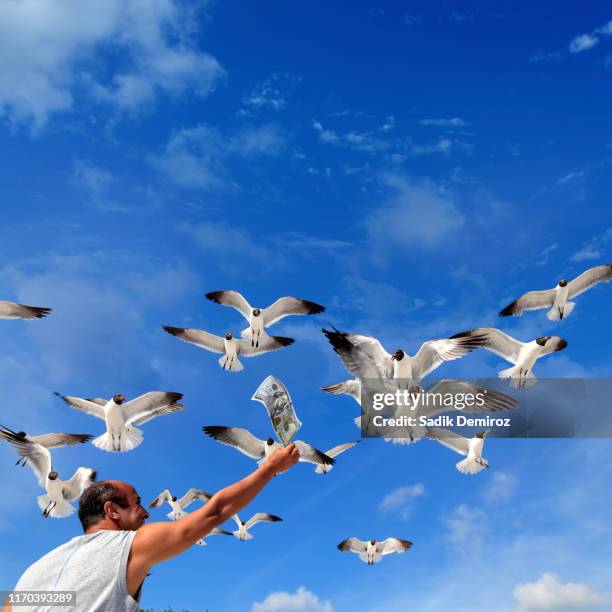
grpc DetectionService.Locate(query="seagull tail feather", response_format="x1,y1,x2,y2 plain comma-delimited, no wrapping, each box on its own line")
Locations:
218,355,244,372
456,457,488,475
546,301,575,321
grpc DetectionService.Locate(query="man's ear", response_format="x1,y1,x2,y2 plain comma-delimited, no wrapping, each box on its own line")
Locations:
103,500,121,520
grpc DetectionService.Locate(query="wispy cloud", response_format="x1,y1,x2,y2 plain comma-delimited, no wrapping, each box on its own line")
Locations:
0,0,224,130
569,19,612,54
177,220,287,272
570,228,612,262
513,572,610,611
445,503,489,550
483,472,519,505
362,173,464,265
151,122,286,191
239,73,301,116
402,13,423,26
379,483,426,520
252,586,333,612
312,119,391,153
529,51,563,63
420,117,468,128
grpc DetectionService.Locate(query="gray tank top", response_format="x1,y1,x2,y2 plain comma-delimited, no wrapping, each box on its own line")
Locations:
12,530,141,612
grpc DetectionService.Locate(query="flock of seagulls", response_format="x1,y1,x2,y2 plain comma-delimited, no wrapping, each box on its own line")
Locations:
0,264,610,565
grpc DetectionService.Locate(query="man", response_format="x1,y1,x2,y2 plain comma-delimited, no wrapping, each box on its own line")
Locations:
3,443,300,611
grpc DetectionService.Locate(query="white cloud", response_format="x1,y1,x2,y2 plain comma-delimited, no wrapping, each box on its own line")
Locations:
569,34,599,53
535,243,558,267
570,228,612,262
569,20,612,55
529,52,563,63
513,572,609,611
176,220,287,273
570,246,601,262
252,586,333,612
72,159,132,212
483,472,519,504
445,504,489,549
239,73,300,115
420,117,468,127
312,119,390,153
151,122,285,190
0,0,224,130
402,13,422,26
379,483,426,519
363,174,464,264
0,252,199,384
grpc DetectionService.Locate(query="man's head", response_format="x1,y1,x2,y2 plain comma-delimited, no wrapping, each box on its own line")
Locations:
78,480,149,533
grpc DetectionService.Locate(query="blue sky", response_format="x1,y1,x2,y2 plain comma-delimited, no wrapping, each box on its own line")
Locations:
1,1,612,610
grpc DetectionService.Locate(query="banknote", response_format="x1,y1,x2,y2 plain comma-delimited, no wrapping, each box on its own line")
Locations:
252,375,302,445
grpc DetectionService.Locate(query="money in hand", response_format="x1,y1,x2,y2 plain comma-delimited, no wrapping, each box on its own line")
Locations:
252,375,302,445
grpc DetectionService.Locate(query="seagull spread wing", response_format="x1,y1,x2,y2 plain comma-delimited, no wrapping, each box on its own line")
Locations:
415,380,517,418
426,427,470,456
338,537,367,554
451,328,523,364
54,393,106,421
209,527,233,537
230,513,243,529
202,426,266,460
499,289,556,317
323,328,392,379
0,427,51,487
84,398,108,406
377,538,412,555
63,468,96,501
163,326,225,354
205,290,252,320
567,264,612,298
131,403,185,427
245,513,282,529
28,433,93,448
411,334,487,380
0,301,52,320
262,297,325,327
179,488,212,509
294,440,335,466
121,391,184,425
149,490,173,508
321,379,361,404
236,335,294,357
324,440,360,458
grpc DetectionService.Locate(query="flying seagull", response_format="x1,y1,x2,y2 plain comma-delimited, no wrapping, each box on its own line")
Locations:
426,427,490,474
202,426,335,469
205,290,325,347
381,380,517,445
148,488,231,546
322,327,487,384
149,488,212,520
229,512,282,541
163,326,293,372
0,424,92,467
196,528,233,547
451,328,567,388
54,391,184,452
0,426,96,518
337,537,412,565
0,301,51,320
315,441,361,474
500,264,612,320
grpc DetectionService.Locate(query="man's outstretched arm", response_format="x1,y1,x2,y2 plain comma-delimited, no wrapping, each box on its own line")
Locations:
127,444,300,593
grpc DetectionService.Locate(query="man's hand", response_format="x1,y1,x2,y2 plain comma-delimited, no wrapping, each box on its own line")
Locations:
266,444,300,474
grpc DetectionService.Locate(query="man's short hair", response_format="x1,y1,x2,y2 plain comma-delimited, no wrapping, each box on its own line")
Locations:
78,481,130,531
